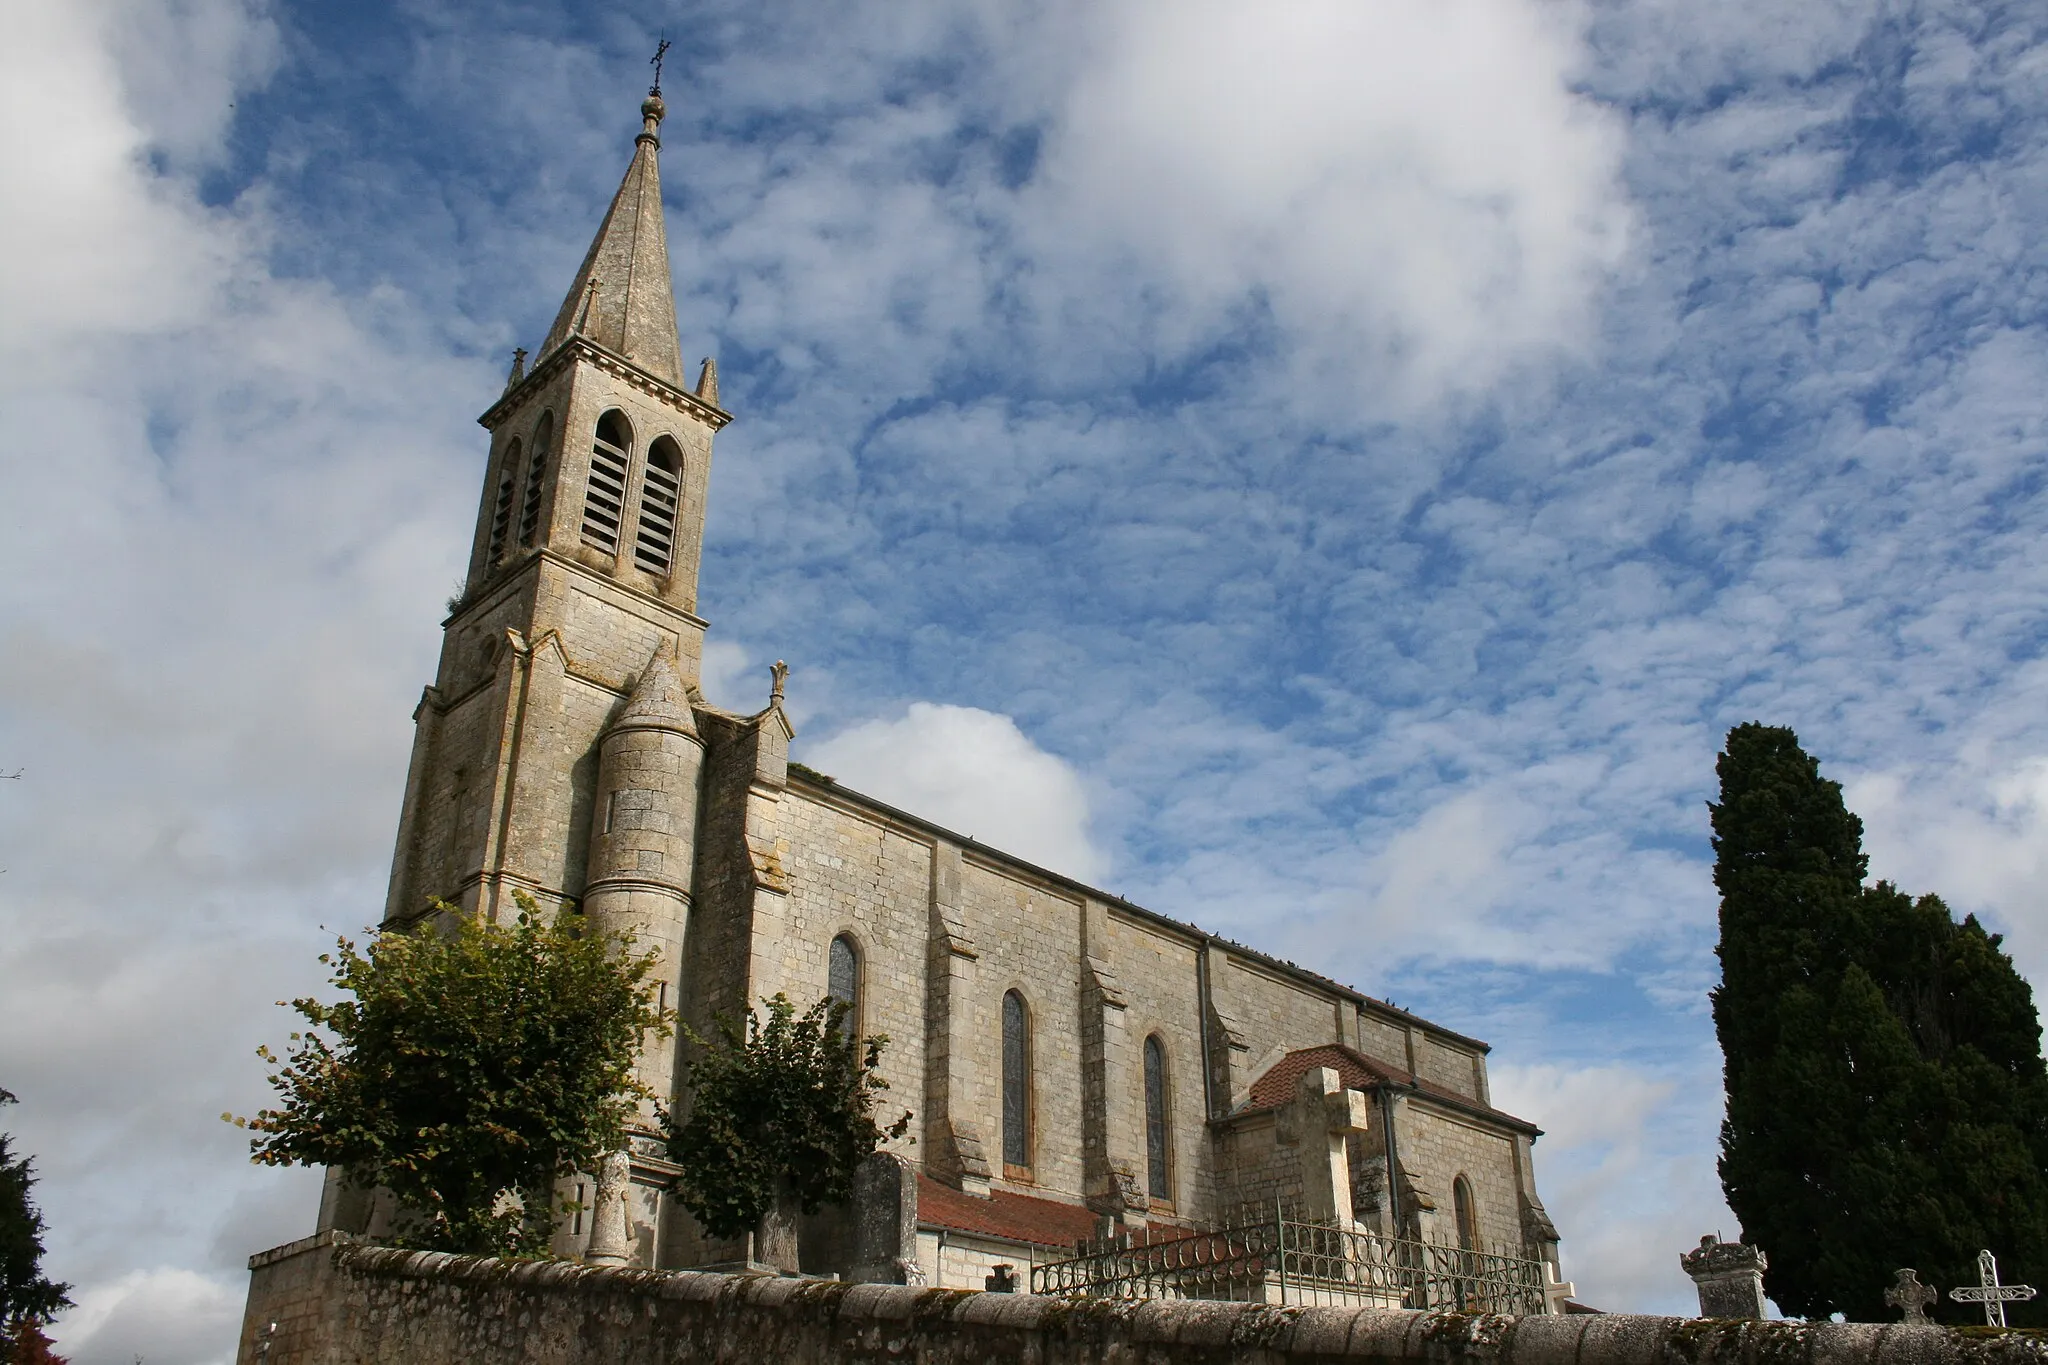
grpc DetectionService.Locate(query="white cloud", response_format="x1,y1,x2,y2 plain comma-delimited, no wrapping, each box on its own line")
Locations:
0,0,477,1348
52,1267,243,1365
804,703,1105,882
1027,0,1633,407
1491,1060,1732,1315
1848,754,2048,988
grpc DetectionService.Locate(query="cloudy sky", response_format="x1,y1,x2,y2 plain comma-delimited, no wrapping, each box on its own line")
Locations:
5,0,2048,1357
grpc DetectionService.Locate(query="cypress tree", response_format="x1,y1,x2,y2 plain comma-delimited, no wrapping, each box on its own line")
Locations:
1710,724,2048,1322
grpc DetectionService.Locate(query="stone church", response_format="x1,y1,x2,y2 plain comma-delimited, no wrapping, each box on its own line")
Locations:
314,87,1566,1293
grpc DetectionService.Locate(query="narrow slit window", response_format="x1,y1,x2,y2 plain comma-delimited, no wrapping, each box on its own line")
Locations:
635,437,682,577
580,411,630,553
518,413,553,546
1144,1034,1170,1201
1001,989,1031,1173
486,438,521,564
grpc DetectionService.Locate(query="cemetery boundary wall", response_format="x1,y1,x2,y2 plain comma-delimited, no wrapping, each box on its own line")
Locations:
238,1232,2048,1365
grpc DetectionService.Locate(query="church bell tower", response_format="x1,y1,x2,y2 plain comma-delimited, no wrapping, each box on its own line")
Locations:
381,84,727,936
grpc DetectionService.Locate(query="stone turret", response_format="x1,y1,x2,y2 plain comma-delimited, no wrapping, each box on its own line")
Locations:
579,651,703,1265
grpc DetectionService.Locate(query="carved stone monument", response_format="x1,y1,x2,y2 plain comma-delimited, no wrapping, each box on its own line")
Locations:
847,1151,924,1286
1681,1235,1767,1319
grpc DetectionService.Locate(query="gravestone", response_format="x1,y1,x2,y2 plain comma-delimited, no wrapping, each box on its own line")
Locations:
848,1151,925,1286
1680,1235,1767,1319
1885,1269,1937,1325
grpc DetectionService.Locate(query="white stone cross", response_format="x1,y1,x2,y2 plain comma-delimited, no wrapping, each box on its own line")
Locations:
1542,1263,1578,1316
1948,1249,2036,1328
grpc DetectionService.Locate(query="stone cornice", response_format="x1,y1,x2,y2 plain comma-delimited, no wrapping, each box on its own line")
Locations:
478,335,732,432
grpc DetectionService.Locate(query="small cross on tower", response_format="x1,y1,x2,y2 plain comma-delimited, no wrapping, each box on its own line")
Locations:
1948,1250,2037,1328
1884,1269,1938,1325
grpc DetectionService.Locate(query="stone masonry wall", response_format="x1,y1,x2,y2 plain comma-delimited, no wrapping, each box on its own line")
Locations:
955,857,1088,1197
239,1235,2042,1365
769,790,933,1124
1358,1013,1412,1070
1101,909,1212,1216
1412,1035,1480,1103
1397,1105,1524,1252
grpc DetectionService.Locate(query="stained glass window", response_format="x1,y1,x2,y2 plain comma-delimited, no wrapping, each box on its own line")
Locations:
1144,1035,1170,1201
828,934,859,1033
1002,990,1030,1170
1453,1176,1478,1250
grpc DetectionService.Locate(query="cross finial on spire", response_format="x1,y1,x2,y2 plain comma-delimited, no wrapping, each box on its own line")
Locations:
650,37,671,97
640,38,671,145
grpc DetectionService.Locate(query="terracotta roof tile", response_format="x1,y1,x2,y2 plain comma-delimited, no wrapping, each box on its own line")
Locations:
916,1175,1101,1251
1243,1043,1540,1134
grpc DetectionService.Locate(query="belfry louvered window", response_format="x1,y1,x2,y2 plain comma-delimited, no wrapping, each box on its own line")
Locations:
486,438,521,564
518,413,552,546
635,437,682,577
1144,1034,1171,1201
1001,989,1031,1174
580,411,631,553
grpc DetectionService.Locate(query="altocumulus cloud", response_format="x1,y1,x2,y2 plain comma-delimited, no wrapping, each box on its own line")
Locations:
806,704,1106,884
5,0,2048,1352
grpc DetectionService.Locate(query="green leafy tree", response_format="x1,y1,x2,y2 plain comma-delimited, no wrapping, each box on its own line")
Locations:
0,1088,71,1365
665,994,909,1242
1711,724,2048,1322
236,899,668,1257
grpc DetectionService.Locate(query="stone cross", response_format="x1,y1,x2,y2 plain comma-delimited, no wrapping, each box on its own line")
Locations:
1541,1263,1578,1316
1949,1249,2037,1328
1275,1066,1371,1230
1884,1269,1938,1325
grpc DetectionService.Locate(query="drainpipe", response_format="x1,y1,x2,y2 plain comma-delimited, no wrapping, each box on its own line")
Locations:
1378,1085,1403,1236
1195,941,1216,1120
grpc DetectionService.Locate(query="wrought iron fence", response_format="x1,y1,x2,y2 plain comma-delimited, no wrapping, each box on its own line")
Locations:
1029,1208,1547,1313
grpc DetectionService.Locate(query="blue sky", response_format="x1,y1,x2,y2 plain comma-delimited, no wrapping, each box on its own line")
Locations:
5,0,2048,1359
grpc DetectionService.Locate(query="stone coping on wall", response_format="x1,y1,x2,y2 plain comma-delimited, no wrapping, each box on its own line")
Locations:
239,1233,2048,1365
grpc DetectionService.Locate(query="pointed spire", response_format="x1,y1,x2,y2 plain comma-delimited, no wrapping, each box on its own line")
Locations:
695,356,719,406
617,653,695,734
537,93,684,386
503,347,527,393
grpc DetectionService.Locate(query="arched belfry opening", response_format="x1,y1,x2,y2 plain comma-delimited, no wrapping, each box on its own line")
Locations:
635,436,683,577
581,410,632,555
517,411,553,547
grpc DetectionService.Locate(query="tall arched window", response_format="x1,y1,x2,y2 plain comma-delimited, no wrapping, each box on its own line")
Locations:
1453,1175,1479,1251
634,436,682,577
517,412,553,546
1143,1035,1171,1202
580,411,631,553
1001,990,1031,1175
486,438,521,565
828,933,860,1035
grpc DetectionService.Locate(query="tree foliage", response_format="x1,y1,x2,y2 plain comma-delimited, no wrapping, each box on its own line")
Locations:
1711,723,2048,1322
665,994,910,1240
237,899,668,1257
0,1088,71,1365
